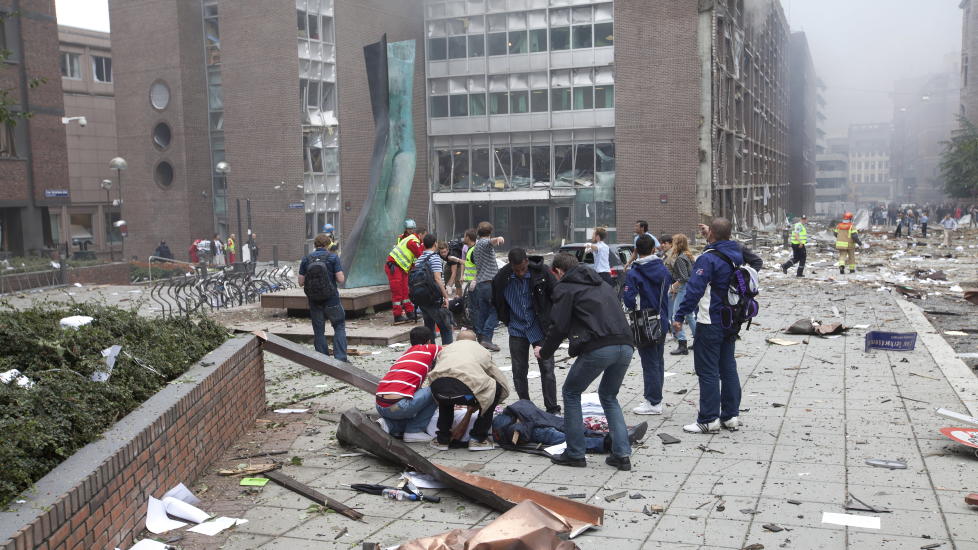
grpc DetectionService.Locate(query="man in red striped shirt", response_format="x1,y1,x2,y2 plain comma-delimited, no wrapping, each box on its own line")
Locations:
375,327,441,442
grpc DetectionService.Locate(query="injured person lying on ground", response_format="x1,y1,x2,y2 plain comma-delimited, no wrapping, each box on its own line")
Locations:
492,399,648,455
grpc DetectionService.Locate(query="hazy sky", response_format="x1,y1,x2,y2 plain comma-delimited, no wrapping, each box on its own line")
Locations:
58,0,963,137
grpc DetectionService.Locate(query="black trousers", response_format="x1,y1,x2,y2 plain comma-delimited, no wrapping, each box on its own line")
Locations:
782,244,806,275
921,223,928,237
509,335,559,412
430,377,502,443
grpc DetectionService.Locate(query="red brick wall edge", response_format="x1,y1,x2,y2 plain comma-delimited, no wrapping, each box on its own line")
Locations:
0,335,265,550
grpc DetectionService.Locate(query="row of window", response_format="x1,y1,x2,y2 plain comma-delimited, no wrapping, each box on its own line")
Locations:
303,133,340,175
428,5,612,36
850,160,889,171
60,51,112,83
428,22,611,60
430,85,613,117
852,174,887,184
297,10,335,43
433,142,614,191
300,78,337,113
427,0,607,20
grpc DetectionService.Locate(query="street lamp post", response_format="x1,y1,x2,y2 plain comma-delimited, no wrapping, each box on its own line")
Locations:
100,179,114,261
109,157,127,260
215,161,242,259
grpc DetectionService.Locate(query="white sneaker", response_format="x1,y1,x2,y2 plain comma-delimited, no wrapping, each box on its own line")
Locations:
468,439,495,451
683,419,721,434
632,401,663,415
721,417,740,431
403,432,432,442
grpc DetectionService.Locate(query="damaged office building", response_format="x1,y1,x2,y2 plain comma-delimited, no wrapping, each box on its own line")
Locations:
426,0,791,244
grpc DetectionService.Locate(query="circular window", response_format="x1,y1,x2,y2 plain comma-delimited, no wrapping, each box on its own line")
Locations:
152,122,172,150
150,81,170,110
154,161,174,187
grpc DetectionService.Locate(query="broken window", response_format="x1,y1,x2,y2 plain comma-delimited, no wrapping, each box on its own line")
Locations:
450,94,469,117
575,144,594,185
428,37,447,60
494,146,511,185
436,149,453,190
594,22,613,47
430,95,449,118
509,30,528,54
489,92,508,114
0,121,17,158
321,82,335,112
472,148,491,189
550,8,570,26
307,13,320,40
297,10,308,38
510,90,529,113
448,35,466,58
550,27,570,50
554,144,573,186
594,85,613,108
92,55,112,83
322,16,334,43
531,89,548,112
60,52,80,79
532,145,550,186
452,149,469,190
512,146,531,188
487,32,507,56
488,13,507,32
468,35,485,57
551,88,571,111
572,25,592,49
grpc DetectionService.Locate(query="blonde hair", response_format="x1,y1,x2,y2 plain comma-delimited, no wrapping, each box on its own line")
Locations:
436,241,448,251
666,233,694,265
314,233,332,249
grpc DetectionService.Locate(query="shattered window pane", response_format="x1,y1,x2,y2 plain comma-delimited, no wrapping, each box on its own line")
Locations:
468,35,485,56
532,145,550,184
509,30,528,54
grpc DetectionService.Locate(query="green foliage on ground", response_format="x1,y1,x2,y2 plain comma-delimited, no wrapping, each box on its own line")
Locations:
0,301,229,508
941,116,978,199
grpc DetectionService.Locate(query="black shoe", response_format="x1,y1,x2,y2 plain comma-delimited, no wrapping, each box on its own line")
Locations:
796,272,804,278
605,454,632,471
781,263,789,274
669,341,688,355
551,452,586,467
628,421,649,445
849,269,855,274
393,314,407,324
480,340,501,352
839,266,845,275
406,310,418,321
547,406,562,415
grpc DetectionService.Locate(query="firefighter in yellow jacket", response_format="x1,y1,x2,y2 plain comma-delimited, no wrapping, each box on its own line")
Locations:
834,212,863,274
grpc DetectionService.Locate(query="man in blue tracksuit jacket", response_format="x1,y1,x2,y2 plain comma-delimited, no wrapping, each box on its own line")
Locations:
622,234,673,416
672,218,743,434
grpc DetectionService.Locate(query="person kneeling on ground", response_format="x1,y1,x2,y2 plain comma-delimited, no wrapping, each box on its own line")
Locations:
492,399,648,454
374,327,441,442
428,330,510,451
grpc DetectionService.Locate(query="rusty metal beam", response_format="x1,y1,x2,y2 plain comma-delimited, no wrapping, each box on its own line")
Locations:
335,408,604,526
264,470,364,521
255,331,380,393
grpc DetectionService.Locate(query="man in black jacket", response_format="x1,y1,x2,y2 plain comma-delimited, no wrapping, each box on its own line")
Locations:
534,253,636,471
492,248,559,413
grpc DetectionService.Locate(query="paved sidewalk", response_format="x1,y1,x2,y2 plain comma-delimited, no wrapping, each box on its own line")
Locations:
190,276,978,550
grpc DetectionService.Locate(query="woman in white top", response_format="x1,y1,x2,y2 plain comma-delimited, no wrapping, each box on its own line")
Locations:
587,226,613,287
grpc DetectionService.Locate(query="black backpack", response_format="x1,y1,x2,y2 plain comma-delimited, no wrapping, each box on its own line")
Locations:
707,249,759,331
409,253,441,307
303,254,338,302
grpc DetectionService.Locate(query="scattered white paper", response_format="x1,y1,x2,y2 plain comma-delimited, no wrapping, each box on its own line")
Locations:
315,384,331,388
273,408,309,414
851,324,870,329
527,371,541,379
50,261,60,269
73,282,83,287
402,471,449,489
162,482,201,506
388,343,408,349
945,330,969,336
0,369,33,388
956,353,978,359
93,345,122,383
145,496,187,534
187,517,248,536
544,442,567,456
950,285,964,292
832,306,841,318
161,496,210,523
821,512,880,529
59,315,94,329
664,372,677,378
121,540,169,550
499,366,513,372
339,452,365,458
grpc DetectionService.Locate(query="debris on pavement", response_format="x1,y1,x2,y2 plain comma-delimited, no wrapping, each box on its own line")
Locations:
657,433,681,445
846,493,891,514
351,483,441,503
398,500,584,549
265,470,364,520
766,337,801,346
784,319,848,336
186,517,248,536
821,512,880,529
239,477,269,487
762,523,784,532
939,427,978,450
603,490,628,502
966,494,978,506
864,458,908,470
935,408,978,427
864,331,917,352
217,463,280,476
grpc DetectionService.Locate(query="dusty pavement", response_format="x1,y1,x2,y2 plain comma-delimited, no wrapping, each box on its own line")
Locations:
154,250,978,550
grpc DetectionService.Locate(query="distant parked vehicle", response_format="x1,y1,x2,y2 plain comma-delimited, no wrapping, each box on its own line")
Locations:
557,243,634,297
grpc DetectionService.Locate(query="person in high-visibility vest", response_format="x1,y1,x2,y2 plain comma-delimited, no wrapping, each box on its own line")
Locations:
780,215,808,277
386,219,425,323
226,234,237,264
834,212,863,274
461,229,478,287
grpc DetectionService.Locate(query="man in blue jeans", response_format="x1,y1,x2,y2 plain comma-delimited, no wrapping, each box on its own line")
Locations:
535,253,636,471
298,233,347,362
375,327,440,441
470,222,505,352
673,218,743,434
623,234,672,416
491,399,648,454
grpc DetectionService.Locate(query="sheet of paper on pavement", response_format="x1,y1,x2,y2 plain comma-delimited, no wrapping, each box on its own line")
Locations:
187,517,248,536
161,496,210,523
163,482,201,505
273,408,309,413
118,539,169,550
544,442,567,456
821,512,880,529
145,496,187,534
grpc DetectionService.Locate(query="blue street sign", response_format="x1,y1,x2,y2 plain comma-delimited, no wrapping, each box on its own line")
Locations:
288,202,304,209
44,189,69,198
865,331,917,352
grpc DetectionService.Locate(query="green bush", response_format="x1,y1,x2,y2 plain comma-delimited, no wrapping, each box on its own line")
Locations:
0,302,228,508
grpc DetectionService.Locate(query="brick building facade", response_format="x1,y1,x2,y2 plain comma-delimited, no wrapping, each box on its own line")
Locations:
0,0,69,257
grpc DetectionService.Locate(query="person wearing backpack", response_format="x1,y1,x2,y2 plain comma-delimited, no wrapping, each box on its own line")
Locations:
412,234,453,345
672,218,750,434
299,233,347,362
623,234,673,416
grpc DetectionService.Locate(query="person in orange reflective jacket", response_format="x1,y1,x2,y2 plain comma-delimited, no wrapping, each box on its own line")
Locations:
834,212,864,274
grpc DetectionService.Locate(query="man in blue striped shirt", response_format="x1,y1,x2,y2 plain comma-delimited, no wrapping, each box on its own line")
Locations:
492,248,559,413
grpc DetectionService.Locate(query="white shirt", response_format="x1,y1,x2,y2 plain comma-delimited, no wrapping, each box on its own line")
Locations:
592,241,611,273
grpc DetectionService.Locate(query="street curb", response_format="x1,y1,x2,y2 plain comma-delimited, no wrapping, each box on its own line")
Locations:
893,296,978,416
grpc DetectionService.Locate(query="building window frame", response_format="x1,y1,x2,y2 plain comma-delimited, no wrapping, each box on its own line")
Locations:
61,52,81,79
92,55,112,83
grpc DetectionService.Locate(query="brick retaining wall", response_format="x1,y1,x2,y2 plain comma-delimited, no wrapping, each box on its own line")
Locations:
0,262,131,294
0,335,265,550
